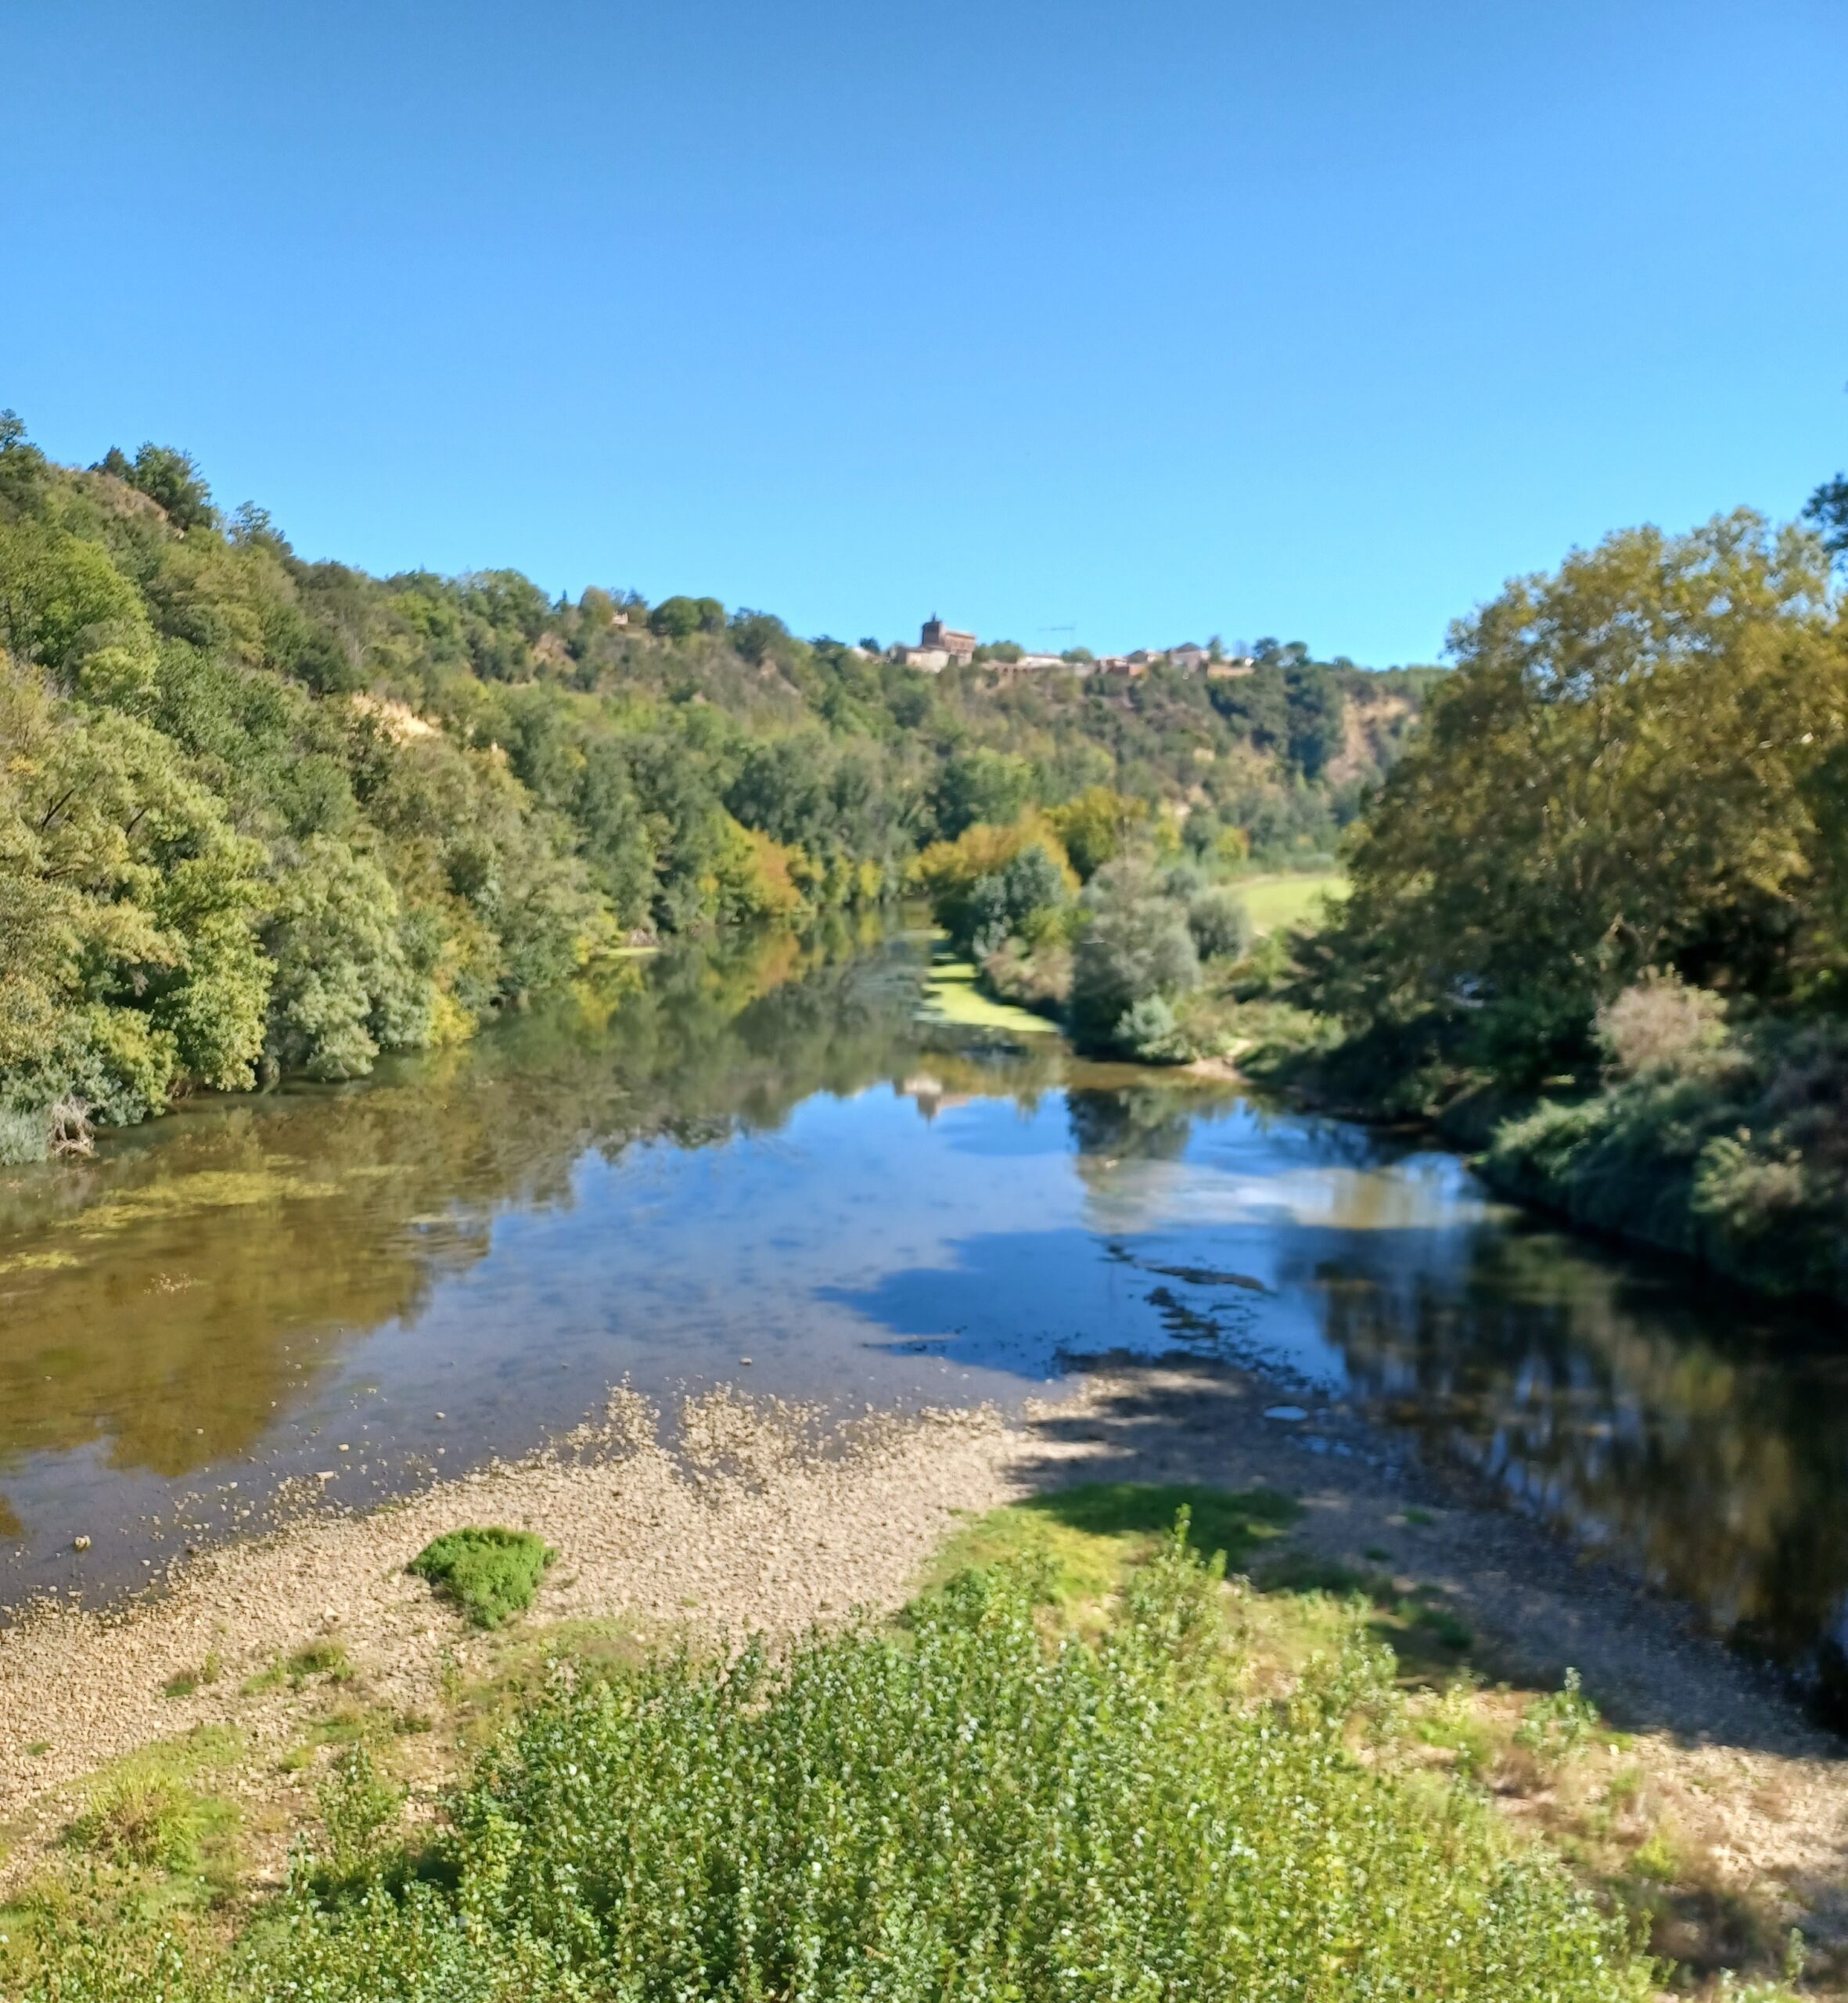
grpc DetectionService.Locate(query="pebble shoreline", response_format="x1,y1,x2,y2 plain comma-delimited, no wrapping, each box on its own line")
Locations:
4,1359,1846,1948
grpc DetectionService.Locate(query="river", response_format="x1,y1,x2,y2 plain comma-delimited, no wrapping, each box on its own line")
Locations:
4,922,1847,1714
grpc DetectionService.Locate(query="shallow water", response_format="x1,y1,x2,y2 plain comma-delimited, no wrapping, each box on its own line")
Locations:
4,924,1848,1710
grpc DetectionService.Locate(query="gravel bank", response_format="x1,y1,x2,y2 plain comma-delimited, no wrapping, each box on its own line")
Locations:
3,1359,1845,1946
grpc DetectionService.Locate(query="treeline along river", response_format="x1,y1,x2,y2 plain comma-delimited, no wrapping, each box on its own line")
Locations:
5,921,1848,1714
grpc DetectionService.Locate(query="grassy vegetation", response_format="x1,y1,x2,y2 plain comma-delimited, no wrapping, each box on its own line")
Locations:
1235,868,1347,937
61,1726,245,1893
0,1489,1811,1998
1482,1006,1848,1300
408,1527,555,1628
921,1480,1300,1621
3,1516,1654,2001
917,956,1061,1035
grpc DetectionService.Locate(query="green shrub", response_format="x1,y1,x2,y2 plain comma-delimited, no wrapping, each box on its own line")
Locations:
317,1744,405,1886
0,1101,49,1163
410,1527,555,1628
70,1776,205,1870
1069,856,1199,1055
1515,1667,1600,1767
1187,882,1253,962
1113,991,1191,1062
1483,1017,1848,1299
962,842,1068,960
10,1527,1655,2001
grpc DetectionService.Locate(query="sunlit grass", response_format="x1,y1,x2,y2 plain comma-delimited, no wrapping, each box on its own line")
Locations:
1237,868,1347,936
2,1487,1800,1999
916,958,1059,1034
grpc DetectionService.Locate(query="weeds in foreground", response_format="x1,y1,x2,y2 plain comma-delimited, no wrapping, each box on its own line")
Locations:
1516,1667,1601,1767
6,1519,1655,2002
70,1778,202,1871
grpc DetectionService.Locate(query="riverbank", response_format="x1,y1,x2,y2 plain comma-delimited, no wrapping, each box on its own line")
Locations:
1240,1019,1848,1314
3,1360,1845,1990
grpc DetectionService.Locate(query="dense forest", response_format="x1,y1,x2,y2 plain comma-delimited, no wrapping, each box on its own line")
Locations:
0,413,1423,1161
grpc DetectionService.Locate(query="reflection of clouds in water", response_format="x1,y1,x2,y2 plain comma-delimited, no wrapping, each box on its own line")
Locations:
1079,1151,1499,1241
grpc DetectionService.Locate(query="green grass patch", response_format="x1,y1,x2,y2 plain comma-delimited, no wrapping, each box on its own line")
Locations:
240,1638,351,1695
63,1726,243,1880
926,1487,1480,1684
922,1483,1297,1625
410,1527,555,1629
287,1638,350,1679
917,959,1059,1035
1235,869,1346,937
1253,1549,1476,1679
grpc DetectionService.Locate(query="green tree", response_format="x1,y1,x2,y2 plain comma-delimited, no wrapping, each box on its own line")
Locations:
649,594,725,639
1805,472,1848,558
1046,786,1147,879
265,838,433,1080
931,746,1036,839
0,522,149,676
1070,856,1199,1054
120,443,218,531
1316,512,1846,1076
962,843,1068,958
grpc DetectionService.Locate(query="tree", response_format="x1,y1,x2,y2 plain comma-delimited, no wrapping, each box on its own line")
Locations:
930,747,1035,839
1284,663,1345,779
728,609,793,665
1046,786,1147,879
1069,856,1199,1054
1315,512,1847,1074
122,443,218,531
0,521,149,675
0,408,49,513
1187,884,1252,963
649,595,724,640
962,843,1067,958
1806,473,1848,558
264,837,432,1080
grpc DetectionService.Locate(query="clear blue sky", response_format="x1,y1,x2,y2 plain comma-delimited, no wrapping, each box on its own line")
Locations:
4,1,1844,664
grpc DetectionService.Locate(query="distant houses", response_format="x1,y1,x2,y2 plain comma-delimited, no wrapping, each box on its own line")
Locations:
893,616,978,671
890,618,1255,682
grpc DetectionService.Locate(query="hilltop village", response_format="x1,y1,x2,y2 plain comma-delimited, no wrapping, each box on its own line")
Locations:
890,616,1260,680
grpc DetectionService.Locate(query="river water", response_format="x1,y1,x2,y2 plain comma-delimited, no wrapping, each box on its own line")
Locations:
4,924,1847,1711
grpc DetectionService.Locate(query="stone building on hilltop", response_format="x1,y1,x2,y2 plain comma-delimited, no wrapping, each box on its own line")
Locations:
895,615,978,671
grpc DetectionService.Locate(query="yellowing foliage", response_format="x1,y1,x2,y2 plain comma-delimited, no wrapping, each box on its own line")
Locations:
908,813,1077,906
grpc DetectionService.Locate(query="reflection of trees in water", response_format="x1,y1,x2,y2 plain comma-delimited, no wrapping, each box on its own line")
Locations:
1066,1087,1201,1164
1295,1224,1848,1676
0,925,937,1481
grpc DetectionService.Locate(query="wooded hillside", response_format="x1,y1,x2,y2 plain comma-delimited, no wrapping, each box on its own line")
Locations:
0,415,1419,1156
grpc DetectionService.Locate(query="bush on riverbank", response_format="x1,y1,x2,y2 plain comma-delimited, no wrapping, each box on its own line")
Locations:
1484,1002,1848,1300
1272,504,1848,1297
8,1522,1653,2003
410,1527,555,1629
913,827,1301,1062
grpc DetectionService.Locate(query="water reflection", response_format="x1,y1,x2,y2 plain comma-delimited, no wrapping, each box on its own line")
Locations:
2,926,1847,1714
0,922,914,1479
1300,1223,1848,1700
